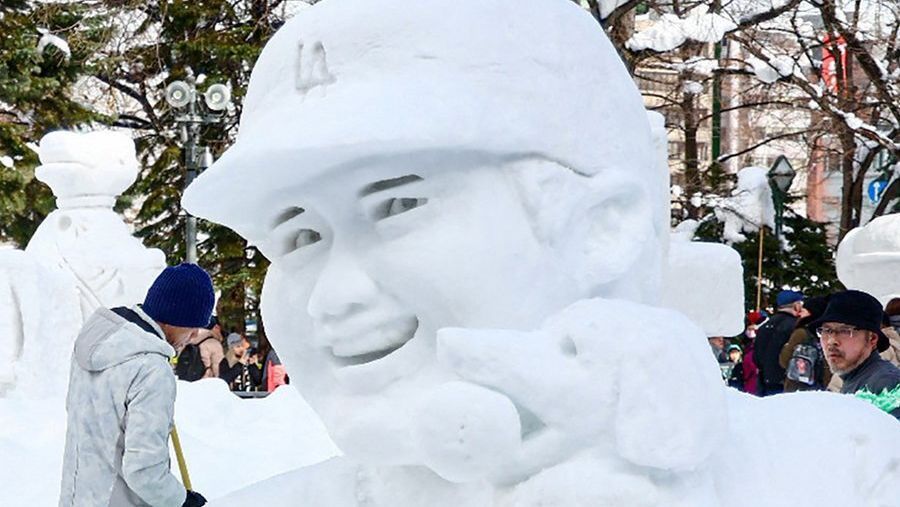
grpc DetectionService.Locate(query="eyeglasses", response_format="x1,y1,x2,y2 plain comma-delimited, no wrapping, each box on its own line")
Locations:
815,327,860,340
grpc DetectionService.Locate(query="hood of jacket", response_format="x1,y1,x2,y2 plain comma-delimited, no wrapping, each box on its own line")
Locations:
73,307,175,372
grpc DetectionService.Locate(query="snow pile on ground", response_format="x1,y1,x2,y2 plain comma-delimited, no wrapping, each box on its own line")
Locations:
0,382,337,507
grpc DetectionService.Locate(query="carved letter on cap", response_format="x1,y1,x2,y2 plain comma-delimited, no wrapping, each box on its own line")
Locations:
296,40,336,94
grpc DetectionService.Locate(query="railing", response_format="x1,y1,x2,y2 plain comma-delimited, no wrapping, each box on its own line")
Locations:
232,391,271,399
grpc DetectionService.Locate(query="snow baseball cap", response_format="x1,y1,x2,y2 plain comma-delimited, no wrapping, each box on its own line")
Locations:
182,0,655,245
142,263,215,328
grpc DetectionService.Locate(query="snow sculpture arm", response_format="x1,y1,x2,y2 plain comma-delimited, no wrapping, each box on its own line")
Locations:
426,298,726,484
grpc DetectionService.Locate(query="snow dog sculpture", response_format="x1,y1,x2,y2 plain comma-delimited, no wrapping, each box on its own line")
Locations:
185,0,900,505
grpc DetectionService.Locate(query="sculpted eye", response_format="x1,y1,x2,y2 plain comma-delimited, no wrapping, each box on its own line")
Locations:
294,229,322,249
375,197,429,220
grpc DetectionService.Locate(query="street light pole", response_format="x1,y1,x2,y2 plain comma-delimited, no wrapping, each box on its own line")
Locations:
756,155,796,309
165,80,232,264
767,155,796,243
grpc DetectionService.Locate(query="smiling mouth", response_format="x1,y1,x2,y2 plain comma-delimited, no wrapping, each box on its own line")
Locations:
330,318,419,367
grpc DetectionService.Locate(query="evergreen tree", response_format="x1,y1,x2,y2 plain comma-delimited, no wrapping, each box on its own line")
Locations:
0,1,107,246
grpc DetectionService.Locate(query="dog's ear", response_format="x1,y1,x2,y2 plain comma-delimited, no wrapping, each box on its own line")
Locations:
614,308,727,470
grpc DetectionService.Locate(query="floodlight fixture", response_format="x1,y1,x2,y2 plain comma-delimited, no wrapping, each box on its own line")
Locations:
203,84,232,111
165,81,193,109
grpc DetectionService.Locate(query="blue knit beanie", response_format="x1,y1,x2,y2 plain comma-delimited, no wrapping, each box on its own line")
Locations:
142,263,215,328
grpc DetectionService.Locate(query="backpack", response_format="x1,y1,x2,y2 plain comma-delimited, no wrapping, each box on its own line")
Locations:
175,337,215,381
786,342,820,386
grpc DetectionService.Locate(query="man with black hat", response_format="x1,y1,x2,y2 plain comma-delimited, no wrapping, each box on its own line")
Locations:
59,263,214,506
812,290,900,420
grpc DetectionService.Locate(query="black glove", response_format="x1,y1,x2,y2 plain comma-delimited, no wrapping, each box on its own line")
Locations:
183,490,207,507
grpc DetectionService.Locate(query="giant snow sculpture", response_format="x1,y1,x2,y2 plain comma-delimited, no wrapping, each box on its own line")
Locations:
184,0,900,505
0,130,165,397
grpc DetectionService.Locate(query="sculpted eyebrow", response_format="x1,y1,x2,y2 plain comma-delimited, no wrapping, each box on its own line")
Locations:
270,206,305,229
358,174,424,198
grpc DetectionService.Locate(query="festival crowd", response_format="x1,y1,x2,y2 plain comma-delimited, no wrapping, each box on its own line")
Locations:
711,289,900,420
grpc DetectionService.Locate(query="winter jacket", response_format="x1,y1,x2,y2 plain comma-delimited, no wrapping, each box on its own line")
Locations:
741,339,759,395
59,306,187,507
753,310,797,395
839,350,900,420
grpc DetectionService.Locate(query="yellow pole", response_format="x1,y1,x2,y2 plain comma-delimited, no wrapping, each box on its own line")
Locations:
756,227,765,311
170,425,192,491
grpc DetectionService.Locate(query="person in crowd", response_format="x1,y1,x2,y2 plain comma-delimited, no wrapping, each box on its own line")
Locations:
754,290,804,396
726,344,744,390
193,317,226,379
829,297,900,392
219,332,252,391
246,347,264,389
739,311,764,395
262,348,289,392
780,295,831,392
813,290,900,420
708,336,728,363
880,298,900,366
257,332,288,392
59,263,213,507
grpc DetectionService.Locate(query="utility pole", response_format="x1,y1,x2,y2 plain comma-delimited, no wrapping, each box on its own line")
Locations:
165,80,232,264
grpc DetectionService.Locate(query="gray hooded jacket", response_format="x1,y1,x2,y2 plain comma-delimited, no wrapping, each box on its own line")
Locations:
59,306,187,506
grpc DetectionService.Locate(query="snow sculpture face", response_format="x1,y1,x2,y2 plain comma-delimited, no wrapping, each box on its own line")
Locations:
184,0,660,465
256,153,657,461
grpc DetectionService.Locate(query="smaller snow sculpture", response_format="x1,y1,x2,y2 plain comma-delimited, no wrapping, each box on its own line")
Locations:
836,213,900,304
713,166,775,244
0,130,165,397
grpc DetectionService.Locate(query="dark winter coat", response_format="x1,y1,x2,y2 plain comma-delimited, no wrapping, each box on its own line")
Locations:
839,351,900,420
753,310,797,395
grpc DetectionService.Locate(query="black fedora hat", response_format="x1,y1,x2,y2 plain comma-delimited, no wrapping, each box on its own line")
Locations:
808,290,889,352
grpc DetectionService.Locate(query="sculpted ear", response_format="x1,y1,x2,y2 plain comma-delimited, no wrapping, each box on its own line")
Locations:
507,159,657,296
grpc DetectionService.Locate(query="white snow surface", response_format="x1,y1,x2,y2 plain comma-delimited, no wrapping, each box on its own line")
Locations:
37,31,71,59
837,213,900,304
662,241,745,336
0,382,337,506
179,0,900,505
4,1,899,506
627,7,736,52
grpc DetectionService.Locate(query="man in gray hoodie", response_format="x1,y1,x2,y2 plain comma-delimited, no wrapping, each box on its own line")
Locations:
59,263,215,507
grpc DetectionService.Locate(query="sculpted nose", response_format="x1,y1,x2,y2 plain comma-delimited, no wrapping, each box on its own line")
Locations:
307,251,379,321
